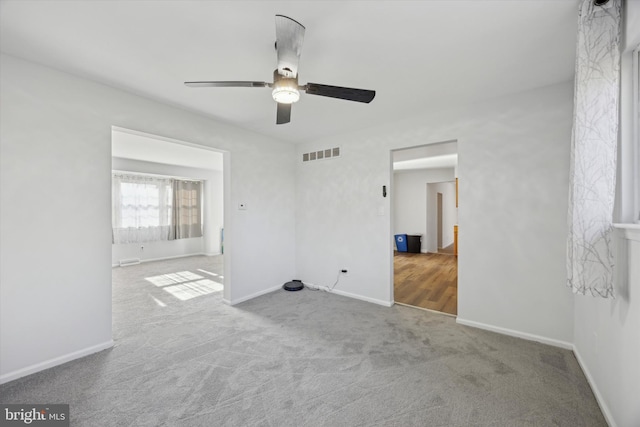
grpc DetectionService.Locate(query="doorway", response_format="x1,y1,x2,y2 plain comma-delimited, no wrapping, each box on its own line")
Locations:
391,141,458,315
110,127,229,304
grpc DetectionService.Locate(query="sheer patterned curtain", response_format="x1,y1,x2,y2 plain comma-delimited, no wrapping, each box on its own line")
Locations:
112,174,174,244
567,0,622,297
172,180,203,239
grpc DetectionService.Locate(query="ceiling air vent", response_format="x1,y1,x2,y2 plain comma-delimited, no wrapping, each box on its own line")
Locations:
302,147,341,163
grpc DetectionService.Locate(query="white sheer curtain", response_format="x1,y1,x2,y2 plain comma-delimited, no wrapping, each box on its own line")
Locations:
112,174,174,244
172,180,203,239
567,0,622,297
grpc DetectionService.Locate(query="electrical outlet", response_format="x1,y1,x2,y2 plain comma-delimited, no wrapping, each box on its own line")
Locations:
238,203,247,210
140,245,144,251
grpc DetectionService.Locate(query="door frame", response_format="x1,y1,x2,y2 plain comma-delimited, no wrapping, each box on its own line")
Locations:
110,126,231,301
389,139,458,306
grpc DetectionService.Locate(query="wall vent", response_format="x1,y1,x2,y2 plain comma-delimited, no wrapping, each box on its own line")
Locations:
302,147,341,163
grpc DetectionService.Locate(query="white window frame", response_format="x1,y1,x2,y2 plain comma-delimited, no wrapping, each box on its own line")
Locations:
614,44,640,242
633,46,639,223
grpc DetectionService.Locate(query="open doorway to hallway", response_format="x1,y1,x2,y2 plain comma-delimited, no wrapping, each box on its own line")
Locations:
111,127,227,310
391,141,458,315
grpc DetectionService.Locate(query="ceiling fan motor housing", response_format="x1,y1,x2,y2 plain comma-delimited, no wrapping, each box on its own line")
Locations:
184,15,375,124
272,69,300,104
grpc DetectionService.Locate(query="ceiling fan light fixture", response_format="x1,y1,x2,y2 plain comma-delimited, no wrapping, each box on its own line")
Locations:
185,16,375,124
272,78,300,104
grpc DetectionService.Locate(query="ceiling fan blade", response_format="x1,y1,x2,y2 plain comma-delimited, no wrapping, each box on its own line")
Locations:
184,81,268,88
275,15,305,78
303,83,376,103
276,103,291,125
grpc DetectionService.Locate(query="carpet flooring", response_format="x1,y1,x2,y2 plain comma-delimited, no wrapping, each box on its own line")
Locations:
0,255,606,426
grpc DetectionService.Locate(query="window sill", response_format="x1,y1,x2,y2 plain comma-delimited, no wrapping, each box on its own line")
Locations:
613,223,640,241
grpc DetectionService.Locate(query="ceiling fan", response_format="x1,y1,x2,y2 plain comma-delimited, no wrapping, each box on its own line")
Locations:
184,15,376,125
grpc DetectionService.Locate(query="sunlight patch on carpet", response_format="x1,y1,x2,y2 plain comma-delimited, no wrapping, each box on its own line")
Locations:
145,271,222,301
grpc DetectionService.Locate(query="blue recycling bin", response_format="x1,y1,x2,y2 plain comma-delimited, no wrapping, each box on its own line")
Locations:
395,234,408,252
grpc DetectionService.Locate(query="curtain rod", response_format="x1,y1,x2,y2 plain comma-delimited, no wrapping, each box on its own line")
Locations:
112,170,203,183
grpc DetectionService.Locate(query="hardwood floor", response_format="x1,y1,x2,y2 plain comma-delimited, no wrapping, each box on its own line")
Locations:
394,252,458,315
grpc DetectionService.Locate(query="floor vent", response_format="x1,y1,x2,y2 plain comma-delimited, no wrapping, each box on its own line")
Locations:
303,146,340,163
119,258,141,267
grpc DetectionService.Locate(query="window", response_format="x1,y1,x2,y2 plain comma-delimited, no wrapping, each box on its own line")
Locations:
112,173,202,244
119,180,172,229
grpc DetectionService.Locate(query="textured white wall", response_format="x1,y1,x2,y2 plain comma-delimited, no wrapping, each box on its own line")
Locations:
570,4,640,426
296,82,575,343
0,54,296,381
573,236,640,427
111,157,224,265
393,168,455,251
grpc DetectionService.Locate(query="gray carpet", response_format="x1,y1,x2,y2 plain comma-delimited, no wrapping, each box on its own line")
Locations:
1,255,606,426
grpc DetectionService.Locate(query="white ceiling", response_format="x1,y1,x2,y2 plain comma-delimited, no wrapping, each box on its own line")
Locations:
112,128,223,171
0,0,579,144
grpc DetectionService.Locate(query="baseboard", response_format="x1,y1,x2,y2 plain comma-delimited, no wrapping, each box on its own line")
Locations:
572,345,617,427
394,301,456,317
0,340,114,385
302,281,393,307
138,252,207,264
229,284,281,305
330,288,393,307
455,318,573,350
112,252,212,268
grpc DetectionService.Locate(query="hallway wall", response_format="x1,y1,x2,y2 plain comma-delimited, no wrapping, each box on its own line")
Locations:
393,168,455,252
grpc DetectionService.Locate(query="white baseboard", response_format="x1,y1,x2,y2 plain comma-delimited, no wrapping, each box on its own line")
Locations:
330,288,393,307
112,252,214,267
0,340,114,385
229,284,281,305
572,345,617,427
455,317,573,350
394,301,456,317
302,281,393,307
